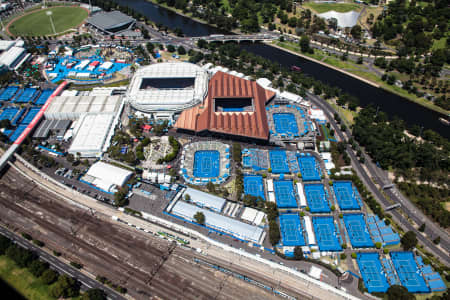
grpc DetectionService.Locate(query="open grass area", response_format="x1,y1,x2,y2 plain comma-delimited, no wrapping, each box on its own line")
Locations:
303,2,361,13
432,37,447,50
8,6,88,36
0,256,54,300
275,41,325,61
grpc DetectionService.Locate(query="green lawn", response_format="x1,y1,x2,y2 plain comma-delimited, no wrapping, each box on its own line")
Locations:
8,6,88,36
432,37,447,50
303,3,361,13
0,256,54,300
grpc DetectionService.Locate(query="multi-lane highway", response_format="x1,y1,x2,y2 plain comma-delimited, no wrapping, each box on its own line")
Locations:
307,92,450,266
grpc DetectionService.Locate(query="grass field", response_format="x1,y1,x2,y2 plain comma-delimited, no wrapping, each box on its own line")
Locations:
303,3,361,13
0,255,54,300
8,6,88,36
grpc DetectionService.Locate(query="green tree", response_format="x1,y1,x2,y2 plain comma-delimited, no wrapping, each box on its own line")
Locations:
350,25,362,39
40,269,59,285
194,212,205,225
299,35,310,52
433,236,440,244
386,285,414,300
401,231,417,250
28,260,49,277
418,223,425,232
293,246,304,260
167,45,176,52
50,275,80,298
82,288,107,300
0,235,11,254
177,46,186,55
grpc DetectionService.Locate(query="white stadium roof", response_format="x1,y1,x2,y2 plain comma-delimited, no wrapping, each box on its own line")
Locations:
318,10,360,28
183,187,225,212
83,161,133,192
127,62,208,113
171,201,265,244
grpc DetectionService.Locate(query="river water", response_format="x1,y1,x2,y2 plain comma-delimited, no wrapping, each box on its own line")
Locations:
113,0,449,138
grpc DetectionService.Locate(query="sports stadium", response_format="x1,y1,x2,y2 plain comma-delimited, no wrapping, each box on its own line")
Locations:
126,62,209,120
179,141,230,185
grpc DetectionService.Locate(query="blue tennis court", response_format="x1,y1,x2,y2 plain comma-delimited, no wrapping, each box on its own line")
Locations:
269,150,290,174
9,124,28,142
0,86,19,101
14,88,38,103
34,89,54,105
298,155,321,181
273,113,299,135
304,184,330,213
390,252,429,293
0,107,20,122
244,175,265,200
279,213,305,246
312,216,342,251
20,108,41,125
357,253,390,293
343,214,374,248
274,180,297,208
11,108,25,126
333,181,361,210
193,150,220,178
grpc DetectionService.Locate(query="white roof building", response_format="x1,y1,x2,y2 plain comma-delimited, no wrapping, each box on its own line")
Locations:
279,91,303,103
303,216,316,246
45,95,122,120
296,182,307,207
68,114,115,157
256,78,272,88
0,46,29,70
127,62,209,116
241,207,266,226
171,201,265,244
82,161,133,193
183,187,225,212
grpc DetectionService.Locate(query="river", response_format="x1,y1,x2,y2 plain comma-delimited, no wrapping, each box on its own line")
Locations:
113,0,449,138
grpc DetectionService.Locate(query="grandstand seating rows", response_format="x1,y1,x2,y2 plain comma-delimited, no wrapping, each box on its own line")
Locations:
242,148,269,171
366,214,400,246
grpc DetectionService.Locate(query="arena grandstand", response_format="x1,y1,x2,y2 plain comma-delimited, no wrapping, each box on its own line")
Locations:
180,141,230,185
242,148,269,171
86,10,136,36
127,62,208,119
266,104,312,141
175,71,275,142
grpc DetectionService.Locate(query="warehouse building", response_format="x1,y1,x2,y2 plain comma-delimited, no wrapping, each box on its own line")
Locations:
45,95,122,120
68,114,116,157
170,200,265,244
0,46,30,70
126,62,209,120
86,10,136,36
81,161,133,194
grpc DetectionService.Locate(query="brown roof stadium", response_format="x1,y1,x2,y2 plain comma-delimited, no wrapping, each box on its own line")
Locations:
174,71,275,141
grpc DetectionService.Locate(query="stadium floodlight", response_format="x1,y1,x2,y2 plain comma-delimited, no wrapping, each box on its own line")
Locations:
46,10,56,35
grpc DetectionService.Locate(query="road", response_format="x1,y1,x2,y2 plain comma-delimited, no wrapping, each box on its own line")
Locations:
0,226,125,300
306,92,450,266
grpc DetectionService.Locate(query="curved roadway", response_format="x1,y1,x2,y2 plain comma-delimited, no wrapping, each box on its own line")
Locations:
306,92,450,267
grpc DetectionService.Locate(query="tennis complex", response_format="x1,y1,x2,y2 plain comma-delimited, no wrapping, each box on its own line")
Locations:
298,154,321,181
357,253,390,293
273,180,297,208
304,184,331,213
244,175,265,200
333,181,361,210
390,252,429,293
269,150,290,174
343,214,374,248
312,216,342,251
279,213,305,246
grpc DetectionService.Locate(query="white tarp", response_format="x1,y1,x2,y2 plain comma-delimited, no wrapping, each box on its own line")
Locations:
303,216,316,245
318,10,360,28
296,182,307,207
266,179,274,192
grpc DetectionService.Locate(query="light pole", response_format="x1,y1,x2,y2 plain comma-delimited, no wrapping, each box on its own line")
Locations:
46,10,56,35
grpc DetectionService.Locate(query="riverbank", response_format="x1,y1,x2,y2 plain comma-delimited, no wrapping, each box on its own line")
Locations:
271,41,450,116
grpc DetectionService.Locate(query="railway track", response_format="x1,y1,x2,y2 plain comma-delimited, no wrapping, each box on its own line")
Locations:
0,166,282,300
